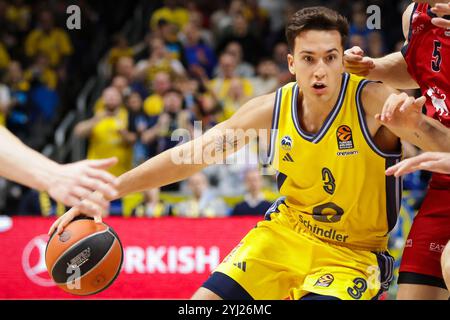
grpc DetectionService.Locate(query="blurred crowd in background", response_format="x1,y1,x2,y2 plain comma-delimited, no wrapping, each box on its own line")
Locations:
0,0,429,220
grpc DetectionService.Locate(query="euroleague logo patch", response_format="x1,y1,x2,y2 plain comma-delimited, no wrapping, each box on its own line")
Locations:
281,135,293,151
314,274,334,287
336,125,354,150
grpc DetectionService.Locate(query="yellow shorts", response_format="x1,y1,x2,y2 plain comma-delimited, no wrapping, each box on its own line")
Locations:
203,209,394,300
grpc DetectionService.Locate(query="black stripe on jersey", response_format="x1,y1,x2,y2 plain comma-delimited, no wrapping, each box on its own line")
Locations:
355,80,402,158
292,73,349,144
386,158,403,233
371,251,395,299
276,172,288,191
202,272,254,300
267,88,282,165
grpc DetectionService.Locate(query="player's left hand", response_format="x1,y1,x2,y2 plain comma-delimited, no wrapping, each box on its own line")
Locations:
430,2,450,28
46,157,118,210
48,191,107,236
386,151,450,177
375,92,426,129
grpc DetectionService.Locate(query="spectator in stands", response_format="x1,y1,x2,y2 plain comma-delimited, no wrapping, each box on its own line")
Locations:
173,172,228,218
231,168,272,216
251,58,279,96
150,0,190,32
5,0,31,34
94,75,129,114
24,10,73,69
143,71,171,117
209,52,253,99
135,36,185,88
21,54,59,149
157,87,193,153
210,0,246,39
111,75,131,99
125,91,150,166
108,33,134,69
216,13,264,66
209,53,253,122
176,77,221,130
24,53,57,90
3,60,30,141
182,22,217,78
217,41,254,78
184,1,214,48
74,87,133,178
367,31,386,58
131,188,169,217
115,56,148,98
157,19,188,67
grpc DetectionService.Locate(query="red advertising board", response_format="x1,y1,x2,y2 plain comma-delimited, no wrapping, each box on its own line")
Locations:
0,216,260,299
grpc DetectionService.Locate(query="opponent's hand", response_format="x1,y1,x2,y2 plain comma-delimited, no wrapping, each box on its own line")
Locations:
48,191,107,235
430,2,450,29
386,151,450,177
375,93,426,129
46,157,118,211
343,46,375,76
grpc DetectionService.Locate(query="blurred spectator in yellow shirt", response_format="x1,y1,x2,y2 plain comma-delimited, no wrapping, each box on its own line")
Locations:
24,54,57,90
143,71,171,117
94,76,130,114
107,34,134,69
74,87,133,177
209,53,253,121
24,10,73,68
135,36,185,88
150,0,190,31
6,0,31,33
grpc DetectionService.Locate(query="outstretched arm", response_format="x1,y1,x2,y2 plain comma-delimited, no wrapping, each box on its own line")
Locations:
386,151,450,177
362,83,450,152
0,126,119,211
49,92,276,234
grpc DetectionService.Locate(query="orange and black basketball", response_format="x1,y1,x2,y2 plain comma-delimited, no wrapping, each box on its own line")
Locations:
337,125,352,142
45,217,123,296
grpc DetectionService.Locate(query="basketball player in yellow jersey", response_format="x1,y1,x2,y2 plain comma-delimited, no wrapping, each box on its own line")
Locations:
50,7,450,299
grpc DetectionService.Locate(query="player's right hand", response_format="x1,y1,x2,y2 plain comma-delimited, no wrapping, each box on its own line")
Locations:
46,157,118,211
48,191,106,236
386,151,450,177
343,46,375,76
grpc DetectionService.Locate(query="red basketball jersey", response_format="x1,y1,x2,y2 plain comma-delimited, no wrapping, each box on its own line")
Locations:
402,3,450,187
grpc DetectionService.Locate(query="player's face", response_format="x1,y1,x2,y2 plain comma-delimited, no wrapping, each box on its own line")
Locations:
287,30,344,102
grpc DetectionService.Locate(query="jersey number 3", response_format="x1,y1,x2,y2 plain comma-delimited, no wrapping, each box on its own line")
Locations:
432,41,442,72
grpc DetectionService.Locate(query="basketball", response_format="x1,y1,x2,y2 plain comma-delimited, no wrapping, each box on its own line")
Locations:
45,218,123,296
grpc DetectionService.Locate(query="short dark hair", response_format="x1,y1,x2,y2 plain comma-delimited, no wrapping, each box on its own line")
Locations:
285,7,349,52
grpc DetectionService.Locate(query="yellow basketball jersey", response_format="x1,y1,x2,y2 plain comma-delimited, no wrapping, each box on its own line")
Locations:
267,73,402,252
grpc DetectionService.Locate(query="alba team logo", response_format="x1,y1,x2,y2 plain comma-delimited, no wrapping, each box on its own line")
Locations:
22,234,55,287
281,135,293,151
336,125,354,150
